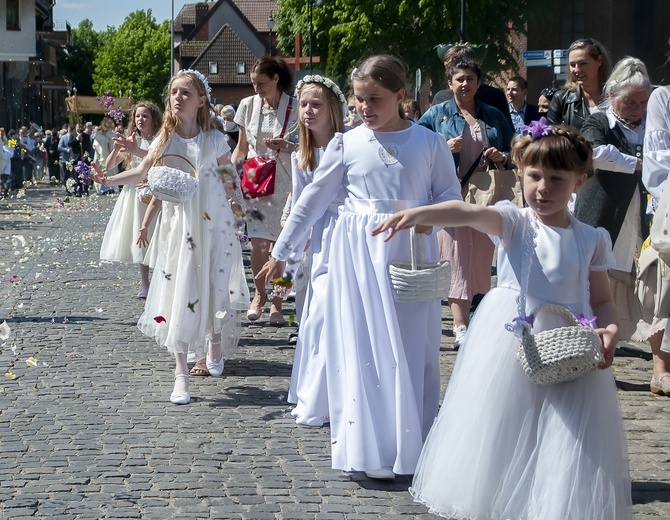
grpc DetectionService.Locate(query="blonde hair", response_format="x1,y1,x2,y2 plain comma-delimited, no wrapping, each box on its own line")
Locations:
563,38,611,92
296,82,344,171
151,72,213,163
122,101,162,165
512,126,593,178
603,56,651,104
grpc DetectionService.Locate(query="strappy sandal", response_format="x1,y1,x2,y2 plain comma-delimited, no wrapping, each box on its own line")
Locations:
247,294,266,321
650,371,670,396
189,358,209,377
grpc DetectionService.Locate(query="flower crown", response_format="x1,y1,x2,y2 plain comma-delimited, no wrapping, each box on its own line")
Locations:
175,69,212,103
294,75,346,105
522,117,554,140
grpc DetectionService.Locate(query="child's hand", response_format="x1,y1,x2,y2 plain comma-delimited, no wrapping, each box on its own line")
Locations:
596,324,619,369
91,162,108,185
371,208,420,241
256,258,285,286
136,227,149,248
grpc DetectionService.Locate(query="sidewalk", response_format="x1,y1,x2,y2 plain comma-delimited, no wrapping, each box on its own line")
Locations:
0,184,668,519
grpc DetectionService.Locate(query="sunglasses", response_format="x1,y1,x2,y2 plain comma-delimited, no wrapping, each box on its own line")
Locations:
570,38,601,53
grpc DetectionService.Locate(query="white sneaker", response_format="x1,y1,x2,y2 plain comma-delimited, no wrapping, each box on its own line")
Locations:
453,325,467,351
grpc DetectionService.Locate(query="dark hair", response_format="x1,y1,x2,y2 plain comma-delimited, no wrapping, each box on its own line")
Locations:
508,75,528,90
442,44,478,68
446,59,481,82
251,56,293,93
540,87,558,100
512,126,593,177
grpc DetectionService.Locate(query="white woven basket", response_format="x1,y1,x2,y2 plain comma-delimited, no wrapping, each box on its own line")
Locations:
517,304,603,385
388,228,451,302
148,153,198,204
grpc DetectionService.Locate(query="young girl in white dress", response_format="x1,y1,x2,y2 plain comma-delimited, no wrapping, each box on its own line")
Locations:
99,101,162,298
374,122,632,519
94,70,249,405
284,74,346,427
259,55,462,478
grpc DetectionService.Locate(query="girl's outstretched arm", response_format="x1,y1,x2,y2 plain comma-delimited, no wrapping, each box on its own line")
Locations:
92,153,151,187
589,269,619,369
372,201,504,241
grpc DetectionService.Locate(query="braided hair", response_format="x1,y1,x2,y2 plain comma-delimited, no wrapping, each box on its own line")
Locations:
512,126,593,178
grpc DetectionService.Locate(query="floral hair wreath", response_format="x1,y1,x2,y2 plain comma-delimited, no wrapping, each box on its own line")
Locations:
175,69,212,103
522,116,554,140
294,75,347,105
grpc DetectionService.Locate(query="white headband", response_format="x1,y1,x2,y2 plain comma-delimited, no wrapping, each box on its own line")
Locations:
175,69,212,103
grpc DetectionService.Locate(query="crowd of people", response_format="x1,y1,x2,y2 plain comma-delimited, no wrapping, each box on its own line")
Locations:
6,35,670,518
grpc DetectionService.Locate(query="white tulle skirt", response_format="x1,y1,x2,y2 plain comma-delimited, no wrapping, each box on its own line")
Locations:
410,286,632,520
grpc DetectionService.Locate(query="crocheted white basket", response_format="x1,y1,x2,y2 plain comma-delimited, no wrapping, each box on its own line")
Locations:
388,228,451,302
517,304,604,385
147,153,198,203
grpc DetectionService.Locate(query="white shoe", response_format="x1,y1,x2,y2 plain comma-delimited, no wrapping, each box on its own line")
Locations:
170,374,190,405
206,353,224,377
453,325,467,351
365,467,395,480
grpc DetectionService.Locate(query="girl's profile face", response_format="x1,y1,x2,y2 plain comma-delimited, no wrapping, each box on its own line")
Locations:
568,48,602,87
448,68,480,103
299,85,332,136
522,165,587,227
134,106,154,137
169,76,205,120
353,78,405,132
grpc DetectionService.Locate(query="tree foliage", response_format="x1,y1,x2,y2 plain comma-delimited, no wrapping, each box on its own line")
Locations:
58,19,109,95
92,10,171,105
275,0,543,92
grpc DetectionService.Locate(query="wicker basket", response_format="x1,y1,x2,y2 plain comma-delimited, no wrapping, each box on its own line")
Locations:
147,153,198,203
388,227,451,302
517,304,603,385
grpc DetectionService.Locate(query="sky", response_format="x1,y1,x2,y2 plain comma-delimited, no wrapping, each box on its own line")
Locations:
53,1,194,31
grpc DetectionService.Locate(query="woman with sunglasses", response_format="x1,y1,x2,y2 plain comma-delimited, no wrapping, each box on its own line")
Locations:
574,57,651,340
548,38,612,131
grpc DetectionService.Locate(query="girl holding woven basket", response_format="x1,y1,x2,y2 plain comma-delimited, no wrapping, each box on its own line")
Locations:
259,55,462,479
374,121,632,519
93,70,249,405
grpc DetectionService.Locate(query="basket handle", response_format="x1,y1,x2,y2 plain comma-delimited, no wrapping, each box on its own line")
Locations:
153,153,196,175
528,303,579,327
409,227,426,271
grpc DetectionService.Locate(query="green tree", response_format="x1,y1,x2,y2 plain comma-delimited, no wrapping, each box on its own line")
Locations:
275,0,542,92
93,10,171,105
58,19,108,95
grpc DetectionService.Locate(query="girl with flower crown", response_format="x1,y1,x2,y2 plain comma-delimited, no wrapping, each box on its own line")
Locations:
99,101,163,298
94,70,249,404
281,74,346,427
373,122,632,519
259,55,462,479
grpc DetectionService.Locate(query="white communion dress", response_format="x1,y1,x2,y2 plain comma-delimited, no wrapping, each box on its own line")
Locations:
286,147,344,426
272,122,462,474
410,202,632,520
136,131,249,358
99,136,155,264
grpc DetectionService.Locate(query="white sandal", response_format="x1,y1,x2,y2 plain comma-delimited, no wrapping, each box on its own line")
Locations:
651,371,670,396
170,374,190,404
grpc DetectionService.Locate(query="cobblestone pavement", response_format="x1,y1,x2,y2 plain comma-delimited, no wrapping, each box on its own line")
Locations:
0,184,668,519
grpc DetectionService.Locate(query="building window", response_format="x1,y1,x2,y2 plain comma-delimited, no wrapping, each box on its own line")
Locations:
236,62,246,75
7,0,20,31
208,62,218,75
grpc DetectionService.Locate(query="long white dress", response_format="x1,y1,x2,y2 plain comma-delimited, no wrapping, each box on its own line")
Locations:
410,202,632,520
136,131,249,358
273,123,462,474
99,136,155,264
286,148,344,426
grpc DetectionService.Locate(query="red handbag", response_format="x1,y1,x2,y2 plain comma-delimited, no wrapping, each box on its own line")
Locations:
241,156,276,198
241,98,293,199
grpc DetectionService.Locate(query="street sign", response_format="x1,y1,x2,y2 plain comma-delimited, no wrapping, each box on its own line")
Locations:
523,50,552,68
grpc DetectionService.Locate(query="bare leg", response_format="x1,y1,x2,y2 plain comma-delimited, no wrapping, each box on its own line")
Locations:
650,330,670,394
138,264,150,299
449,298,471,329
173,353,189,395
248,238,270,319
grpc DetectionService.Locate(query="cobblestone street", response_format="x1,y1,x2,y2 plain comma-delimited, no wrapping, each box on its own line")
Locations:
0,184,668,519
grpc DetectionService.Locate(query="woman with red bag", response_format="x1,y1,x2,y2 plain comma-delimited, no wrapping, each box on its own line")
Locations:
232,56,299,326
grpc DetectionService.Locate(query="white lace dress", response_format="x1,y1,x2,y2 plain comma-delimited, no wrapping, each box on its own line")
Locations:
136,131,249,358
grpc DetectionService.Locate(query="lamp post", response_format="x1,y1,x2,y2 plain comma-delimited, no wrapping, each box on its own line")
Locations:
267,12,275,56
308,0,323,73
170,0,175,76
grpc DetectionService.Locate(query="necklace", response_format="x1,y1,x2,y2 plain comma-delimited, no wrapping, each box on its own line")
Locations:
612,110,643,130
